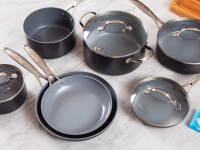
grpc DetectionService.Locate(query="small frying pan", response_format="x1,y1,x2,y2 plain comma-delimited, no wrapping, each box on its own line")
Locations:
4,46,112,135
35,71,117,140
130,75,200,127
130,0,200,74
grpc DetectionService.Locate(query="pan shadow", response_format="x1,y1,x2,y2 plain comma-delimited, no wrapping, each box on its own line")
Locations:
185,108,196,127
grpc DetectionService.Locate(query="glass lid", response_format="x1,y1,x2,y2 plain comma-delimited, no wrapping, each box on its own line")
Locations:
0,65,24,101
158,19,200,63
83,12,147,57
130,78,189,126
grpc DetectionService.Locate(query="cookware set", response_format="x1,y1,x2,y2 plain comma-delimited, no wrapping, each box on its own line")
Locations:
1,0,200,140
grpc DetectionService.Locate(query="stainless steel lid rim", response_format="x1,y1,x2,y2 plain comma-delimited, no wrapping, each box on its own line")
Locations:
82,10,148,58
130,77,191,127
157,17,200,65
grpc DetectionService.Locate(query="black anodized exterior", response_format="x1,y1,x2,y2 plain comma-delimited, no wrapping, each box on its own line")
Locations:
26,31,76,59
156,43,200,74
84,41,146,75
0,83,27,114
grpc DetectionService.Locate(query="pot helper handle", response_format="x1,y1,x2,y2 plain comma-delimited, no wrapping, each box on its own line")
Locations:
66,0,85,15
144,88,177,105
23,44,59,86
3,47,47,87
125,44,154,64
130,0,164,28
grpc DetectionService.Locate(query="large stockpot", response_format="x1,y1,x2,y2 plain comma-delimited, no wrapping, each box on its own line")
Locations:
0,64,27,114
130,74,200,127
131,0,200,74
79,11,154,75
23,0,84,59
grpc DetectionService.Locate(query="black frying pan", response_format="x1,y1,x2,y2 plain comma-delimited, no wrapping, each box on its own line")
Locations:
24,0,84,59
130,0,200,74
36,71,117,140
130,74,200,127
4,46,113,136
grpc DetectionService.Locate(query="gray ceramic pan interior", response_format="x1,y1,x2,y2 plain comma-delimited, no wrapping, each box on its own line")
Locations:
24,7,75,43
83,11,147,57
130,78,190,127
158,19,200,63
0,65,24,101
36,71,117,140
41,75,112,135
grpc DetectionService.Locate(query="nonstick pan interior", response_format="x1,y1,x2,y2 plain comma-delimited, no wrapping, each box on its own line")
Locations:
130,77,190,127
36,72,117,140
84,12,147,57
24,8,75,43
158,19,200,63
41,75,112,135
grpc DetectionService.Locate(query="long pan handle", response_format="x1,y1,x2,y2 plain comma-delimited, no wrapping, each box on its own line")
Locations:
3,47,47,87
66,0,85,15
130,0,164,28
182,74,200,94
23,44,59,86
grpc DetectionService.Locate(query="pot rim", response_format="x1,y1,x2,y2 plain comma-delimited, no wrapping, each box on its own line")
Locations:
129,76,191,127
157,17,200,65
0,64,26,103
82,11,148,58
23,7,75,44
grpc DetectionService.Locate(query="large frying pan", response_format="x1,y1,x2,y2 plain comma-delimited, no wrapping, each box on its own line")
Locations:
36,71,117,140
130,0,200,74
24,0,84,59
130,74,200,127
4,46,113,136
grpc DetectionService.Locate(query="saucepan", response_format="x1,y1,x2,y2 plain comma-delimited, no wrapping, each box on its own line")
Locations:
130,0,200,74
4,45,113,136
0,64,27,114
130,74,200,127
24,0,84,59
79,11,154,75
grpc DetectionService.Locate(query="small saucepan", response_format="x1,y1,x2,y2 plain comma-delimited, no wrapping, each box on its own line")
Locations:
4,45,113,135
80,11,154,75
130,0,200,74
24,0,84,59
130,74,200,127
0,64,27,114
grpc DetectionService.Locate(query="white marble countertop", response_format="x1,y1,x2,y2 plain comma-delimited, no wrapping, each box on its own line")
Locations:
0,0,200,149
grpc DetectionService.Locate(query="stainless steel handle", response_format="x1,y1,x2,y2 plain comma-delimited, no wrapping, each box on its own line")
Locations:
79,12,97,27
3,47,47,87
173,27,200,37
23,44,59,86
182,74,200,94
66,0,85,15
130,0,164,28
125,45,154,63
98,20,132,31
0,72,17,78
144,88,177,105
